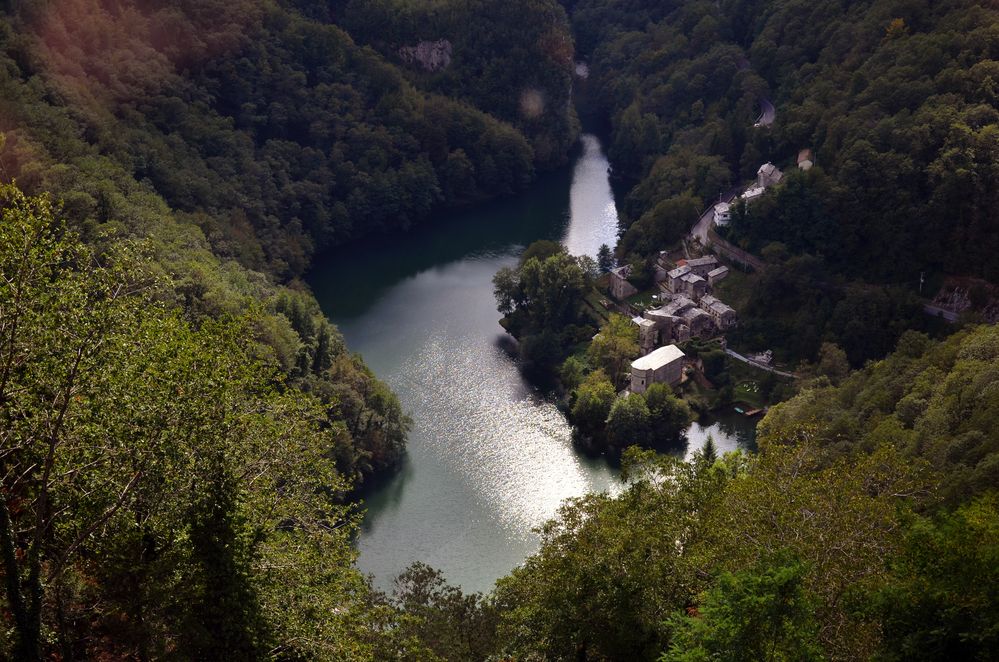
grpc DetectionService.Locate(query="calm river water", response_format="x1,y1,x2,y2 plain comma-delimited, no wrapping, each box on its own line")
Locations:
309,134,756,594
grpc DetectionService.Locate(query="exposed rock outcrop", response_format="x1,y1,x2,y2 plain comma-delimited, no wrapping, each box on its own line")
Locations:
398,39,452,72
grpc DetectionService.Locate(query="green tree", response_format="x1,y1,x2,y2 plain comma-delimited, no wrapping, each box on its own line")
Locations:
559,355,587,392
597,243,614,273
874,495,999,661
494,449,745,660
571,370,616,439
607,393,654,448
0,186,376,660
644,383,694,445
388,562,499,660
588,314,640,389
663,558,825,662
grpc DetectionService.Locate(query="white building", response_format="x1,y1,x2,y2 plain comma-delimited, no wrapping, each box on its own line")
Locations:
631,345,685,394
797,149,814,171
741,185,766,204
714,201,732,227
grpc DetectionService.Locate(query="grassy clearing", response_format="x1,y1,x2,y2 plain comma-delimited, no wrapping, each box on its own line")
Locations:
710,266,758,312
625,287,663,311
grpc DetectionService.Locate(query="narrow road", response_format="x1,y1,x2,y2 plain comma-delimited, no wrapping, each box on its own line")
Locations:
691,187,741,245
754,96,776,127
923,303,959,322
737,56,776,128
725,348,796,378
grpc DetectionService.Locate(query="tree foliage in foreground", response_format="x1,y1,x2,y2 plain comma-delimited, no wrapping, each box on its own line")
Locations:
663,557,824,662
0,186,387,660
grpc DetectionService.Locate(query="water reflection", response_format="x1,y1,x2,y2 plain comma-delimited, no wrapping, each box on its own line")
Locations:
310,133,754,594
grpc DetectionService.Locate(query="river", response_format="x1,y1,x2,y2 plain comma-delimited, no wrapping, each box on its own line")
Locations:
309,134,756,594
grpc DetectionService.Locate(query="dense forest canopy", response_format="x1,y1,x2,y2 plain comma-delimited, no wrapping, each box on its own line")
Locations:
1,0,997,658
555,0,999,365
1,0,574,278
572,0,999,283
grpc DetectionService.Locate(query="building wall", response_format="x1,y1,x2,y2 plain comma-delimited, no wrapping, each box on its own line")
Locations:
630,357,683,394
610,273,638,300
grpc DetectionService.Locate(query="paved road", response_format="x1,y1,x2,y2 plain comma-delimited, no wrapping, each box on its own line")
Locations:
725,348,796,378
923,303,959,322
754,96,776,127
691,205,717,245
737,56,776,128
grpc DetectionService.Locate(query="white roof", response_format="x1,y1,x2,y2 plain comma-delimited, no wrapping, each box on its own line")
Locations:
632,345,684,371
610,265,631,277
708,266,729,276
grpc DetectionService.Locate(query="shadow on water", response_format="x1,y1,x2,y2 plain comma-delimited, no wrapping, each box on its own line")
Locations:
351,455,416,534
570,409,758,468
308,166,573,322
308,130,757,594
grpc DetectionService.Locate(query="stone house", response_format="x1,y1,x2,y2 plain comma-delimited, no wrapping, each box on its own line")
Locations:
665,265,691,294
707,265,729,285
632,316,659,354
685,256,719,278
681,306,715,338
609,265,638,300
699,295,737,330
757,162,784,188
660,294,696,317
630,345,685,394
680,272,708,299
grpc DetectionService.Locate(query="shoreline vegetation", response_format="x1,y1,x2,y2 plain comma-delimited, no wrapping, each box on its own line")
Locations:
2,0,998,658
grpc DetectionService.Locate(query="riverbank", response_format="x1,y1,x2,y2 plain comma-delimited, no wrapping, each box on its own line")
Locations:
309,131,758,593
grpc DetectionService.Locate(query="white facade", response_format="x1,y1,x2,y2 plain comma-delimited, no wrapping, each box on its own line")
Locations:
630,345,685,394
714,202,732,226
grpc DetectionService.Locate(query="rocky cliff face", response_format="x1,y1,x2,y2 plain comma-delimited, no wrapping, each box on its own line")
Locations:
398,39,452,72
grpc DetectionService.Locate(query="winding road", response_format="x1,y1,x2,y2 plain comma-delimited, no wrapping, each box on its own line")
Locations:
690,71,775,246
754,96,776,127
725,348,796,378
691,188,740,245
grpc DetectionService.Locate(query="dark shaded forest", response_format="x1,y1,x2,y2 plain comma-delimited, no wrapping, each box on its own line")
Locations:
565,0,999,364
1,0,998,659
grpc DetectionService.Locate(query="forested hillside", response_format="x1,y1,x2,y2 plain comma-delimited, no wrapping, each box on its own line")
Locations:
2,0,998,658
572,0,999,282
1,0,574,277
0,0,573,656
368,328,999,661
562,0,999,364
337,0,579,168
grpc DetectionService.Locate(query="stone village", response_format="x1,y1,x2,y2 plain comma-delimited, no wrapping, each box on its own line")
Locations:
605,162,791,396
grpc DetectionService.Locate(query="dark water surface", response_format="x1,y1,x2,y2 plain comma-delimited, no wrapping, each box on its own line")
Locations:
309,135,755,594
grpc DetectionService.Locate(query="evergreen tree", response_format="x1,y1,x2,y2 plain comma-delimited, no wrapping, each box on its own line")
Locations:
597,243,614,273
